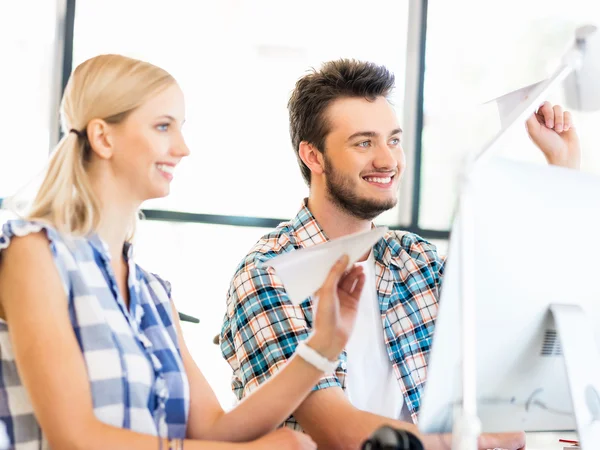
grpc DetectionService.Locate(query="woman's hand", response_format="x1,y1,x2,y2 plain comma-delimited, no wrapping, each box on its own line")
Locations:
308,254,365,360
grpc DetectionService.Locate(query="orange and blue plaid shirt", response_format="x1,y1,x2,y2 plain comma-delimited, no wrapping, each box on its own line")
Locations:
220,201,445,428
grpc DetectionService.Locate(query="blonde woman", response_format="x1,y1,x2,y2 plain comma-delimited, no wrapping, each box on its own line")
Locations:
0,54,366,449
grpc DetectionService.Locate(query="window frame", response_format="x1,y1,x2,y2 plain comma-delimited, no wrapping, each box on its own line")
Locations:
52,0,448,241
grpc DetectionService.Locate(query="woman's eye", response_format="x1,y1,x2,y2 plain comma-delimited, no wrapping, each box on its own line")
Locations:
156,123,170,132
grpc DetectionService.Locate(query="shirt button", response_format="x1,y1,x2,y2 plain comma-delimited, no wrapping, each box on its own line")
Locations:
340,361,347,370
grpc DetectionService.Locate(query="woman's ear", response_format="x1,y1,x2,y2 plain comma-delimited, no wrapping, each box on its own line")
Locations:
86,119,114,160
299,142,325,177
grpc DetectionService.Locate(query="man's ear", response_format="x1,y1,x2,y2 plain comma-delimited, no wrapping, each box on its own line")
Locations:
299,141,325,177
87,118,115,160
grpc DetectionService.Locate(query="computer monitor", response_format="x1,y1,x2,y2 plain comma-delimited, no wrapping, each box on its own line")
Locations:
418,157,600,445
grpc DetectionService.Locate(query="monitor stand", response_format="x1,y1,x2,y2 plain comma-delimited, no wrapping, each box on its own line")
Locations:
551,304,600,449
450,304,600,450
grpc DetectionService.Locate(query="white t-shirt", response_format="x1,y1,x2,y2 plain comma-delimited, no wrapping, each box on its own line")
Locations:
345,251,412,422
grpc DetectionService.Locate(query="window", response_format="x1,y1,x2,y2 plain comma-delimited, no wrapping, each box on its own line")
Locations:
70,1,414,407
0,211,16,229
72,0,410,221
0,1,58,202
420,0,600,230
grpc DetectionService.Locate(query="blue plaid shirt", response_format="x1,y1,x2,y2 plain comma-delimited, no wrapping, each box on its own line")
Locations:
220,202,445,429
0,220,189,449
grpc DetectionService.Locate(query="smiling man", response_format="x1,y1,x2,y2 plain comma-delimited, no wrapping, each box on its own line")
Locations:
219,59,580,450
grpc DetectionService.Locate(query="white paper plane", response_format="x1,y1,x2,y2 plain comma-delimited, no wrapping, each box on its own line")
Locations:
258,227,389,305
485,80,544,128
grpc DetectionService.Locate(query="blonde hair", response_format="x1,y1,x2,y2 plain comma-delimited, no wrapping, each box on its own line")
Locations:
27,54,175,239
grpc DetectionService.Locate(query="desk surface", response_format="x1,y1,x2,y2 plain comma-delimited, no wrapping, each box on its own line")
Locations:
526,432,578,450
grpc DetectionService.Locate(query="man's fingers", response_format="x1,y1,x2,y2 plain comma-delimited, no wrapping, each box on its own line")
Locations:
553,104,564,132
321,254,350,291
564,110,573,132
526,113,541,134
339,265,365,296
348,272,366,299
338,265,363,293
538,101,554,128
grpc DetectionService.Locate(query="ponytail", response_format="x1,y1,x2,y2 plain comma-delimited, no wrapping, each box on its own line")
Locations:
27,131,101,236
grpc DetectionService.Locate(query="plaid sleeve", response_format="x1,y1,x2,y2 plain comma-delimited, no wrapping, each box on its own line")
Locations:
220,259,342,401
400,233,446,294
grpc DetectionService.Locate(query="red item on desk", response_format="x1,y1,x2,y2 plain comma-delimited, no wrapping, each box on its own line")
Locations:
559,438,579,445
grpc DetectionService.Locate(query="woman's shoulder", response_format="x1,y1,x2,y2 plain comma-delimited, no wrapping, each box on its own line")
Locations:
0,219,66,257
135,264,172,301
1,219,98,259
0,220,74,298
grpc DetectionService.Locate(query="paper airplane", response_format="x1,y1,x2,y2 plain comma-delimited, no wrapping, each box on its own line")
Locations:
258,227,388,305
485,80,544,128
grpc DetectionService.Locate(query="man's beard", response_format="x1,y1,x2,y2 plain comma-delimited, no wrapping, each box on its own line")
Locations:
323,158,397,221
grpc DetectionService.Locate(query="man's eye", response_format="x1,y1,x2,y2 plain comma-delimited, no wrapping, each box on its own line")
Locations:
357,141,371,148
390,138,401,146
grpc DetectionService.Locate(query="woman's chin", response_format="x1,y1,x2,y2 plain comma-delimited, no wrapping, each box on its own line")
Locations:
144,187,170,202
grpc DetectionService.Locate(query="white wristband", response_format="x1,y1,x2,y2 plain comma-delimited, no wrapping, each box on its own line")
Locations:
295,341,339,374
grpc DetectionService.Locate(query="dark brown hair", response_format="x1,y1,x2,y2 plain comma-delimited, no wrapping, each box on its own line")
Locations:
288,59,395,186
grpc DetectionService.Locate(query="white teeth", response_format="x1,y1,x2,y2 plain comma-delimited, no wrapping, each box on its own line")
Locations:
365,177,392,184
156,164,174,175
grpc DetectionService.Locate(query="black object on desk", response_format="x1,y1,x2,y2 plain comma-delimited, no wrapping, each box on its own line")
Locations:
178,312,200,324
361,426,424,450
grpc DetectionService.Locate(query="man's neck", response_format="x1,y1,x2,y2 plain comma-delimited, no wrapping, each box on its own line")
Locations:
306,192,373,241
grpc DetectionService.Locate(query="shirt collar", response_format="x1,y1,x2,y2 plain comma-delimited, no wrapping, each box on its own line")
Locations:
374,233,403,269
289,199,329,249
290,199,403,268
88,233,134,263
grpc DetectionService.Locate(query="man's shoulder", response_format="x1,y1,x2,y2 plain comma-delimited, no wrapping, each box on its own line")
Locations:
229,221,298,289
384,229,437,249
224,222,302,325
381,229,443,266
